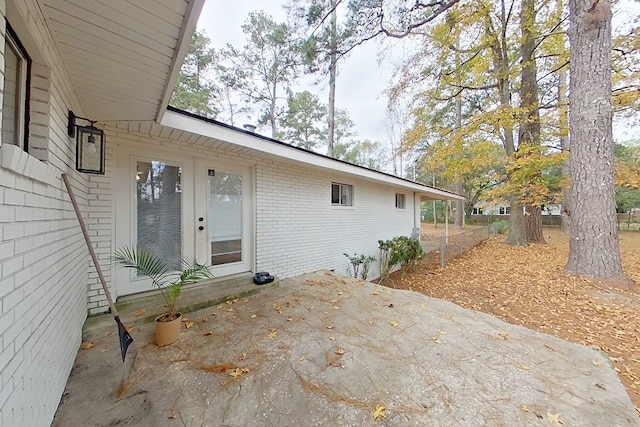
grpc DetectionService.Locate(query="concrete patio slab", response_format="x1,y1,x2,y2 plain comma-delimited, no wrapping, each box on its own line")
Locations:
53,271,639,426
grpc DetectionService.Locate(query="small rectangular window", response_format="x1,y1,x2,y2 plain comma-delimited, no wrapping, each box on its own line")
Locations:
331,182,352,206
395,193,406,209
2,24,30,150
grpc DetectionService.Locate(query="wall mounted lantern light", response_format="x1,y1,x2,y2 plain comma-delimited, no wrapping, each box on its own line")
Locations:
68,110,105,174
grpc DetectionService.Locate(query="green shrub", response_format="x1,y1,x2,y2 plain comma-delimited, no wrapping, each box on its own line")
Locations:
491,220,510,234
378,236,425,278
344,253,376,280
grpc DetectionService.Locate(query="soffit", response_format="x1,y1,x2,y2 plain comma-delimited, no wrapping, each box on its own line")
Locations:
40,0,199,121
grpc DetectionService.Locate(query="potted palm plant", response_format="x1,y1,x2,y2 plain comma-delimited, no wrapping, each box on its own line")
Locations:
114,246,213,346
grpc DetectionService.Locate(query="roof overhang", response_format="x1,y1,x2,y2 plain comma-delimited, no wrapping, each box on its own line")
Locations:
40,0,204,122
159,109,463,201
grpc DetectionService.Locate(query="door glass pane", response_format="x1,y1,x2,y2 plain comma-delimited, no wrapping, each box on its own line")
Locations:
208,169,242,265
136,161,182,272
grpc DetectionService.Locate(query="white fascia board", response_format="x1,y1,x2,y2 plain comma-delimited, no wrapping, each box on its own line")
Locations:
155,0,206,122
160,110,464,201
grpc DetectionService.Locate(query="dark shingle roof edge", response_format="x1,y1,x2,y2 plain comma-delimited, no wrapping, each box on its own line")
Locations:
165,105,463,199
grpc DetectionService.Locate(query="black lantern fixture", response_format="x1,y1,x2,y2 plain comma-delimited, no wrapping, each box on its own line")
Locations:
68,110,105,174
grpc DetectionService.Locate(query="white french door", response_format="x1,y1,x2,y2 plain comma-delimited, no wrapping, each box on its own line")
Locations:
195,159,253,277
115,148,253,297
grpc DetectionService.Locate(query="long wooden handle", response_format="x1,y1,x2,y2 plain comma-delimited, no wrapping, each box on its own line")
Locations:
62,173,119,317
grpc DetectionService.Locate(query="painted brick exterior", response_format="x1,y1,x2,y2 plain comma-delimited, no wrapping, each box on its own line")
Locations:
255,161,415,279
103,129,417,305
0,1,94,425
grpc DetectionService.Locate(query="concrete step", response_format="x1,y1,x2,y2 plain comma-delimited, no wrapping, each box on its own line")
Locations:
82,273,279,341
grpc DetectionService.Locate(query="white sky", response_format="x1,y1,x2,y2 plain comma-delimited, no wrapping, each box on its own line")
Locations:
197,0,639,144
197,0,393,143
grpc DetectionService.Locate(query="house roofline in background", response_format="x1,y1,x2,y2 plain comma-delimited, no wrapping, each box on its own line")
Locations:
162,106,464,201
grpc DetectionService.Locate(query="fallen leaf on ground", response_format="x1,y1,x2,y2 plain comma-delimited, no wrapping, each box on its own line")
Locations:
80,342,94,350
268,330,277,339
229,368,250,378
390,320,399,327
134,310,146,316
203,331,213,336
373,404,387,420
546,412,564,425
184,321,194,329
336,348,345,355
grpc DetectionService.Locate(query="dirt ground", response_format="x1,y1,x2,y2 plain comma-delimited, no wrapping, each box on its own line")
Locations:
394,225,640,412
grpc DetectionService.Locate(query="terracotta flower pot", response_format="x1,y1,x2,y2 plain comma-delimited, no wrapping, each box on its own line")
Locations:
154,312,182,346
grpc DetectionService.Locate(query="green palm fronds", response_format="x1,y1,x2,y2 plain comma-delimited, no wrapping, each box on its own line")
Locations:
114,246,213,317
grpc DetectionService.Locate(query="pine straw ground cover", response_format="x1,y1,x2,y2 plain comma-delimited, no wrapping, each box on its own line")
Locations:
392,227,640,412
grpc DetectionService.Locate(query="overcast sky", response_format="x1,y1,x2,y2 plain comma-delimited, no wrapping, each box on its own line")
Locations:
196,1,639,144
197,0,394,144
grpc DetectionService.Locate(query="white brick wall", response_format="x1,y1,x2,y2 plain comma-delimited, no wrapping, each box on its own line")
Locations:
1,1,92,426
255,160,415,280
105,129,418,311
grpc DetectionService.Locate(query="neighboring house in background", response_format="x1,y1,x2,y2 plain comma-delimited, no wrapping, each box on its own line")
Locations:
472,203,562,216
0,1,463,425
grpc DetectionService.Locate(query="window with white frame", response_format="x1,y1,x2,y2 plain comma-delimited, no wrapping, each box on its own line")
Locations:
331,182,353,206
499,206,510,215
473,207,483,215
2,24,30,150
395,193,406,209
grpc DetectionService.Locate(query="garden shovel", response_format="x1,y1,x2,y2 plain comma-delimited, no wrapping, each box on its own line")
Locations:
62,174,137,381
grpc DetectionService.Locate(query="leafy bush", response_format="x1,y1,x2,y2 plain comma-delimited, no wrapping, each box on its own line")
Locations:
491,220,510,234
378,236,425,278
344,253,376,280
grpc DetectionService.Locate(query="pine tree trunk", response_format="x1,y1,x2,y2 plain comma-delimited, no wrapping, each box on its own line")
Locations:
454,79,464,229
566,0,633,286
455,182,464,229
326,0,337,157
559,66,571,233
525,205,546,243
